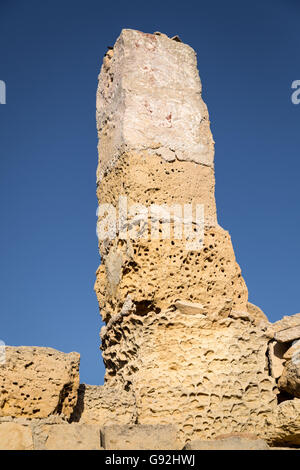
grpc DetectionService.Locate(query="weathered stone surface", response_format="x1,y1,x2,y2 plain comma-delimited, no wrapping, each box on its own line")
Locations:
267,398,300,446
96,29,215,181
0,422,33,450
214,432,262,440
34,424,102,450
247,302,268,324
101,424,179,450
184,436,269,450
268,341,289,379
131,316,278,444
278,359,300,398
0,346,80,418
283,339,300,360
275,325,300,343
94,29,282,445
267,313,300,338
1,29,300,451
71,384,135,425
174,300,205,316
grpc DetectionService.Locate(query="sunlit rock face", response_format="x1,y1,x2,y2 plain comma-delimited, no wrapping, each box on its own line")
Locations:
94,29,288,444
0,29,299,450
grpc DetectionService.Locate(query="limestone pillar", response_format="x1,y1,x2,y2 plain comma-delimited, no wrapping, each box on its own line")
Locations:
95,30,276,442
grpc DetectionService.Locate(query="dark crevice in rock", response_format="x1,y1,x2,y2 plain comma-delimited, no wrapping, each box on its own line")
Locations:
69,384,86,423
276,388,295,404
265,340,273,378
53,382,74,417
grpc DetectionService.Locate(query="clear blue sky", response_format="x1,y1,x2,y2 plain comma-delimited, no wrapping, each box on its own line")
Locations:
0,0,299,385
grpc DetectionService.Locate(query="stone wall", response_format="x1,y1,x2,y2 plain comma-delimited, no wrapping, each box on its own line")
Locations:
0,332,299,448
0,347,79,419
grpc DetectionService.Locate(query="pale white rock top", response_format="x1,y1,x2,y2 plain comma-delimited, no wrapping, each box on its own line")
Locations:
96,29,215,180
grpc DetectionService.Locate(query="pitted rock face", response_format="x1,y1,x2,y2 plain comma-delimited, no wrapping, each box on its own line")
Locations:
0,347,80,419
0,29,300,451
94,29,300,446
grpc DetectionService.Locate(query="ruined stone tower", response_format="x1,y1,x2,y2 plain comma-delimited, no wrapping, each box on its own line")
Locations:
0,29,299,450
94,29,280,443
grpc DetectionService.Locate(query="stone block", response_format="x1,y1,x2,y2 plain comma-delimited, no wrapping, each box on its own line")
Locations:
275,325,300,343
0,346,80,418
184,437,269,450
34,423,102,450
101,424,179,450
0,422,33,450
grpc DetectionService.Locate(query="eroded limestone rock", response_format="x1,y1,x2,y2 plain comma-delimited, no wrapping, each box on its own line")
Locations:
0,346,80,419
2,29,300,451
246,302,268,325
266,313,300,339
95,29,281,445
278,359,300,398
275,325,300,344
284,339,300,360
266,398,300,446
96,29,215,181
268,340,288,379
71,384,135,425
